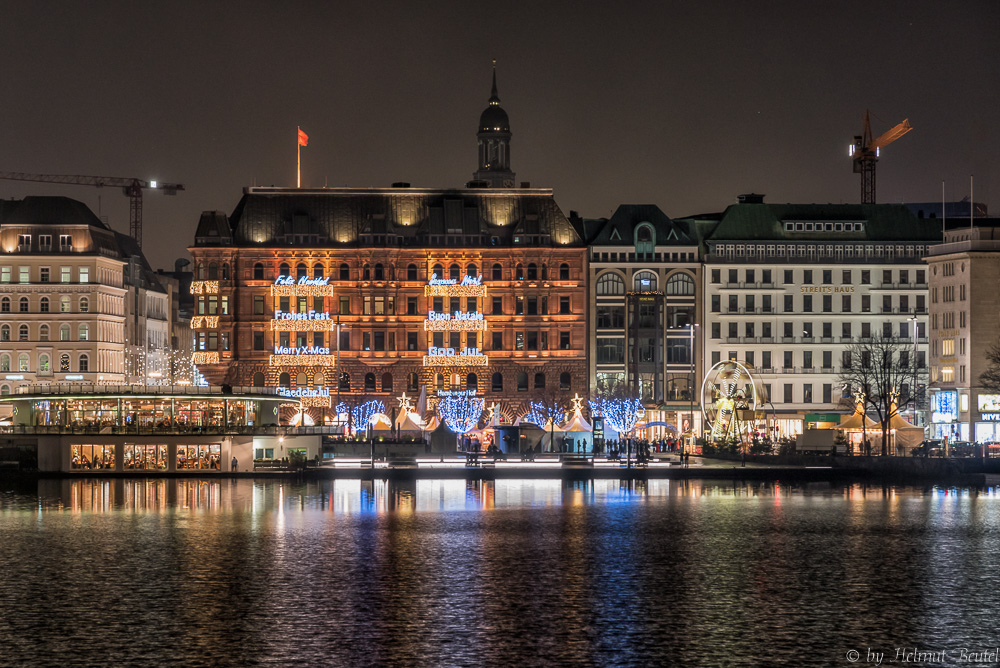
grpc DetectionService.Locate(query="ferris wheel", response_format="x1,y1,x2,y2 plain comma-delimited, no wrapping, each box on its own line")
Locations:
701,360,765,440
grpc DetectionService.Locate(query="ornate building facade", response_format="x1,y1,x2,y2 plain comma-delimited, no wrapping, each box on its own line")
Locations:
188,76,587,424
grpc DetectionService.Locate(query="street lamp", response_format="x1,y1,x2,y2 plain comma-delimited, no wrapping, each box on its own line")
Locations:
686,322,700,456
908,313,919,426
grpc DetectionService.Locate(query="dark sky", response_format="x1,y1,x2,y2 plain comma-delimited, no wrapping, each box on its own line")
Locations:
2,0,997,270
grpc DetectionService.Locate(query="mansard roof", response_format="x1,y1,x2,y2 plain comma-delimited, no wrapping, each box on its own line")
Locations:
200,186,582,248
702,203,942,243
0,195,109,229
576,204,700,247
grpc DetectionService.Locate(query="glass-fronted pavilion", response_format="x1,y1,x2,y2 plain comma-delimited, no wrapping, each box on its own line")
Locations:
4,385,293,432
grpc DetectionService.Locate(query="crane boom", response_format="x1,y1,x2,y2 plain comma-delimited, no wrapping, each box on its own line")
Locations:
0,171,183,248
870,119,913,151
849,110,912,205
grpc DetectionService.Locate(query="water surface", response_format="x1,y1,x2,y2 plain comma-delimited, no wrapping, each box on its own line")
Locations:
1,478,998,666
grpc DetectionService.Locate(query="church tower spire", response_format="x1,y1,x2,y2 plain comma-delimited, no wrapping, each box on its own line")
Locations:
473,60,516,188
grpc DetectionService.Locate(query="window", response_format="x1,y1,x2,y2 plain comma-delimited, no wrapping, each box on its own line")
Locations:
633,271,656,292
364,373,376,392
339,264,350,280
0,297,7,312
822,270,832,284
374,263,384,280
491,330,503,350
60,354,70,372
18,324,28,341
666,273,694,295
784,270,793,284
560,372,571,391
803,384,812,403
21,267,31,283
449,264,460,281
18,353,29,372
253,331,265,350
534,373,545,389
79,267,89,283
861,270,870,284
407,297,418,315
803,270,813,284
253,296,264,315
254,263,264,279
492,372,504,392
19,297,28,312
822,295,832,313
339,297,350,315
60,324,70,341
408,332,418,351
559,296,570,314
492,263,503,281
492,297,503,315
783,384,793,404
79,324,89,341
407,264,418,281
382,373,393,393
560,331,570,350
803,295,812,312
80,297,89,313
40,267,49,283
861,295,870,313
784,295,793,312
596,273,625,295
39,325,48,341
712,295,721,313
559,263,570,280
515,297,523,315
517,372,528,391
0,267,9,283
0,355,8,372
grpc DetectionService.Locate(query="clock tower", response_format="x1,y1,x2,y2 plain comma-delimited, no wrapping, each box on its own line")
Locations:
473,63,516,188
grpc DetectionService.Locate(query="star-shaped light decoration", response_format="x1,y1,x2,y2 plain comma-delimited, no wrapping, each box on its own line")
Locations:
570,393,584,414
398,392,413,414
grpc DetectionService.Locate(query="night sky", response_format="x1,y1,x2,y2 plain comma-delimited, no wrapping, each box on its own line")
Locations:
2,1,997,270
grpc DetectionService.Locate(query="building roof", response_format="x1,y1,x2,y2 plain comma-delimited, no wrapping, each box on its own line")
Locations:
576,204,702,247
0,195,109,229
702,203,942,243
198,187,582,248
114,231,166,294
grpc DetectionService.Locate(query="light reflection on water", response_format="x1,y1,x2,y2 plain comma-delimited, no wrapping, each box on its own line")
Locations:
2,478,1000,666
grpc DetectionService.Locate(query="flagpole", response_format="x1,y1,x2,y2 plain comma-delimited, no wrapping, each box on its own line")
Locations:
297,126,301,188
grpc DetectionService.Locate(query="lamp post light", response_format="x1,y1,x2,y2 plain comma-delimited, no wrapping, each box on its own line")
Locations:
686,323,700,457
909,313,919,428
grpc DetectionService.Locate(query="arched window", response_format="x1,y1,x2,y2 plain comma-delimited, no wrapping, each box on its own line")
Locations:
637,225,653,243
0,325,8,342
527,263,537,280
666,272,695,296
252,371,265,387
19,297,28,312
253,263,264,280
40,297,49,313
407,373,419,392
432,263,443,279
197,263,206,279
313,372,325,388
364,373,376,392
79,324,89,341
466,373,478,391
374,263,384,280
515,263,524,280
339,372,350,390
339,263,350,280
39,325,49,341
313,263,324,279
279,262,290,278
559,263,570,280
222,263,231,280
381,372,392,392
296,372,308,386
18,353,29,372
560,372,571,391
491,372,503,392
18,324,28,341
59,324,70,341
517,372,528,392
278,372,291,386
492,263,503,281
596,272,625,295
0,385,8,396
449,264,460,281
633,271,657,292
296,263,307,279
0,297,8,312
39,354,50,373
79,297,89,313
208,262,219,279
60,296,70,313
59,354,70,372
466,264,478,278
0,355,9,372
78,354,89,372
407,264,418,281
534,372,545,389
435,373,444,390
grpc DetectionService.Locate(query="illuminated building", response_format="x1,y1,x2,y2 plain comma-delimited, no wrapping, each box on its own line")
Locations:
696,195,938,436
189,73,587,422
573,205,704,439
926,218,1000,443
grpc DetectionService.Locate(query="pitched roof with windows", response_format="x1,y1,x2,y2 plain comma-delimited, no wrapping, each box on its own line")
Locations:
575,204,701,247
196,186,581,248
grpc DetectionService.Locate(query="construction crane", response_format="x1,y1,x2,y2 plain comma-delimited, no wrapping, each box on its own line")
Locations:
0,172,183,248
849,110,912,205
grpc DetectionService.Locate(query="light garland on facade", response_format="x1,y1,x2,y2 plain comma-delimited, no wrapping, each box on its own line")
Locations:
269,319,336,331
438,395,485,434
270,284,335,297
189,281,219,295
423,319,488,331
269,355,336,366
423,355,489,367
424,284,487,298
300,396,332,408
190,316,219,329
192,352,220,365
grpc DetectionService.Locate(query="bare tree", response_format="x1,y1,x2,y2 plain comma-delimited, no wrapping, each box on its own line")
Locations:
837,332,924,455
979,338,1000,392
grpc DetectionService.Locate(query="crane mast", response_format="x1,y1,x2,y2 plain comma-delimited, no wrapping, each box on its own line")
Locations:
849,110,912,205
0,172,183,248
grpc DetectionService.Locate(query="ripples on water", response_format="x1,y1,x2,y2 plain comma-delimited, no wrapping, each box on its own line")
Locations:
2,478,1000,666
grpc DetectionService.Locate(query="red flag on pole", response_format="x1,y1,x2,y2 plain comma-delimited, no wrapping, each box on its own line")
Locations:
298,128,309,146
